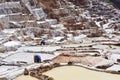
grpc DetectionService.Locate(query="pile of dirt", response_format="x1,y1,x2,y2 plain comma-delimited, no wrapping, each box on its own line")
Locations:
37,0,60,13
52,53,113,68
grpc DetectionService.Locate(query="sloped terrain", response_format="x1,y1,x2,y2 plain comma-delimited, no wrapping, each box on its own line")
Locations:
0,0,120,80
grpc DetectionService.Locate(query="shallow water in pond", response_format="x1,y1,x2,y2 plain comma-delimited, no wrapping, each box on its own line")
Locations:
14,75,38,80
43,66,120,80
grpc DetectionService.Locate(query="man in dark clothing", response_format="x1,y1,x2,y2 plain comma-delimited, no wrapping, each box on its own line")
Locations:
40,38,45,45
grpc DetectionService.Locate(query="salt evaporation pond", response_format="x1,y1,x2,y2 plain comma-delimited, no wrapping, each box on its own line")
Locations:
14,75,38,80
43,66,120,80
14,66,120,80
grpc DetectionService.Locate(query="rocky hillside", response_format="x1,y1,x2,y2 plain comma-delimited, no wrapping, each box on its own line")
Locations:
0,0,119,43
0,0,119,57
0,0,120,79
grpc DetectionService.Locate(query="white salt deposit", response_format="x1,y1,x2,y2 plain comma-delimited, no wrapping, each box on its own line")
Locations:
109,54,120,62
3,53,55,64
53,37,64,42
2,29,18,34
3,41,21,47
92,45,110,49
74,34,87,43
0,15,6,18
17,46,61,52
106,65,120,72
45,19,57,25
0,66,18,74
51,24,65,30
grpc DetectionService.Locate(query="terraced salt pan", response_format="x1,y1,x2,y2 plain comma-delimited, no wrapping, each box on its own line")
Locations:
44,66,120,80
0,66,18,73
3,53,55,64
92,45,110,49
17,46,61,52
63,43,94,48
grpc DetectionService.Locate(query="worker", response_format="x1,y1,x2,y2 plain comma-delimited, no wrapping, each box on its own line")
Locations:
34,55,41,63
40,38,45,45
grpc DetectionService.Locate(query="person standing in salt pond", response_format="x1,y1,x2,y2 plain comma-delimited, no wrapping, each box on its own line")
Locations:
40,38,45,45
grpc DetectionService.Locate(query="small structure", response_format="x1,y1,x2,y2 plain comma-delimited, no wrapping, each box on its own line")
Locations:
32,8,46,20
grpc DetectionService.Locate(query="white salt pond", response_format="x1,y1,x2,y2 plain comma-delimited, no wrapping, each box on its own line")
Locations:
3,53,55,64
43,66,120,80
17,46,61,52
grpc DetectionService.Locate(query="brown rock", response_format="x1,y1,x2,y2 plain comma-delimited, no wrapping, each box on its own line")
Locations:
24,68,29,75
117,59,120,62
48,77,54,80
30,71,36,77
